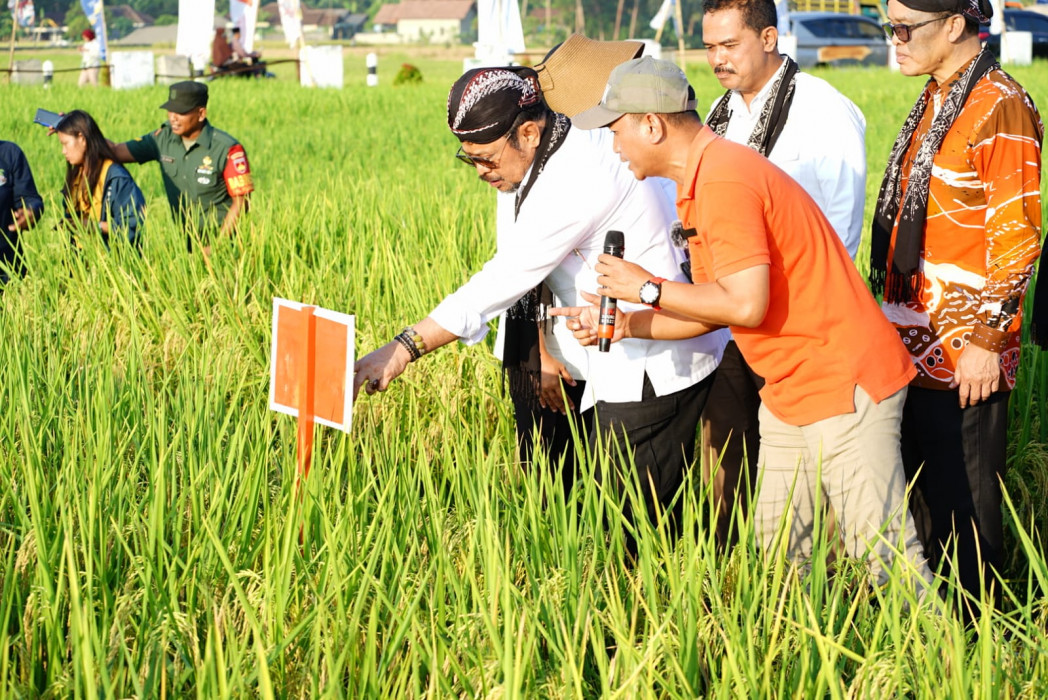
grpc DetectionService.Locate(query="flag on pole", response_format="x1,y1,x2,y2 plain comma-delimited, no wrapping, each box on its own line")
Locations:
671,0,683,38
176,0,215,70
10,0,34,27
649,0,672,31
474,0,526,64
776,0,791,36
230,0,258,53
80,0,108,60
277,0,302,48
988,0,1004,34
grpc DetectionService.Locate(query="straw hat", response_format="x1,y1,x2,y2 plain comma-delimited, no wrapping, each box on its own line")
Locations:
535,34,644,117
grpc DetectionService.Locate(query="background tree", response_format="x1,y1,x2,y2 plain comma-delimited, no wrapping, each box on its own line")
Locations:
63,4,90,41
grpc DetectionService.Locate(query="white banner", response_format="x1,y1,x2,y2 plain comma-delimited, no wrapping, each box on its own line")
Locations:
230,0,258,53
110,51,155,89
277,0,302,48
176,0,215,68
299,45,343,88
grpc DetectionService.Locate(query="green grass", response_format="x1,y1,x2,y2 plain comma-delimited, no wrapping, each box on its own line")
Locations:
0,55,1046,697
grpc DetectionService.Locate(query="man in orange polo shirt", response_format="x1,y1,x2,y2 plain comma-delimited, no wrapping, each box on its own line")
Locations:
559,57,933,591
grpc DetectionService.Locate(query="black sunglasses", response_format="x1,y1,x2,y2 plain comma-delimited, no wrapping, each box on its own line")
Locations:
881,15,950,42
455,136,511,170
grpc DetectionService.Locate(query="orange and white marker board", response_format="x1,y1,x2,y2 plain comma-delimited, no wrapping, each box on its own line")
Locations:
269,298,355,433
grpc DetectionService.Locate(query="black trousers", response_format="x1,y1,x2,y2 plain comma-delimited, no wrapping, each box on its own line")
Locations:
591,372,714,554
700,340,765,548
514,379,590,496
901,386,1010,608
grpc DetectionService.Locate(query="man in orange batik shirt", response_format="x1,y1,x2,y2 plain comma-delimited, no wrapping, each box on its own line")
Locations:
875,0,1042,613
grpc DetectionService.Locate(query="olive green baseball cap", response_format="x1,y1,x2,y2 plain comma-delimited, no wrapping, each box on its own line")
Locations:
572,56,697,130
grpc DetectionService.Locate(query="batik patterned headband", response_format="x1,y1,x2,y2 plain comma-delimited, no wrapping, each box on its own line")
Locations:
447,68,542,142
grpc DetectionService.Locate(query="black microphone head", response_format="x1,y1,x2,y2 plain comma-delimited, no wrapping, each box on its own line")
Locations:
604,230,625,257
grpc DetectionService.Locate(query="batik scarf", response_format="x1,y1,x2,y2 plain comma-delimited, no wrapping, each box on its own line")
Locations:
501,112,573,408
705,56,799,157
869,49,997,302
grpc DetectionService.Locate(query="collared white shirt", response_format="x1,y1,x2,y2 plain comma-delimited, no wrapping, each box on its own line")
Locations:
430,127,726,411
712,60,866,259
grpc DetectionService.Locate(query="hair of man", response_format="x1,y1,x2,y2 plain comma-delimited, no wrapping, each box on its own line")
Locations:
506,102,553,150
702,0,777,34
657,108,702,130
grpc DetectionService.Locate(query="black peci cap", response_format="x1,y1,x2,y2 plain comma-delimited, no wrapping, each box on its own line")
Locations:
160,81,209,114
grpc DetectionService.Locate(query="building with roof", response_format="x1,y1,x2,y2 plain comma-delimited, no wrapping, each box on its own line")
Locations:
108,5,155,28
258,3,368,39
372,1,476,43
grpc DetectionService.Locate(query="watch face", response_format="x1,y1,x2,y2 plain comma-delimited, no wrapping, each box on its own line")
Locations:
639,281,659,305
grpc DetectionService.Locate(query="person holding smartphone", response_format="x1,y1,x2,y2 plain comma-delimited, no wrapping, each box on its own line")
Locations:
55,110,145,249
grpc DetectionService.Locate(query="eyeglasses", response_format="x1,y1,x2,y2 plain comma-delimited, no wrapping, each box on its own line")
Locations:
881,15,950,42
455,135,511,170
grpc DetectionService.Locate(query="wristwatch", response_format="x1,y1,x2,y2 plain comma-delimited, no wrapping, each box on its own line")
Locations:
638,277,666,310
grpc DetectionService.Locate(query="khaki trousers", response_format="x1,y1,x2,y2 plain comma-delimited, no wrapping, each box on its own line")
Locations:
79,67,99,86
754,385,933,591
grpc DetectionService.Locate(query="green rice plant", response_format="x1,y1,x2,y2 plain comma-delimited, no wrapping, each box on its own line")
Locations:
0,57,1045,697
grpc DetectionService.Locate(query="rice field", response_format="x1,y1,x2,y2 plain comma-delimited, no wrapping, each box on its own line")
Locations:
0,50,1047,697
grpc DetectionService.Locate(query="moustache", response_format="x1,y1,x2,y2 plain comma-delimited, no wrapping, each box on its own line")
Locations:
714,66,736,75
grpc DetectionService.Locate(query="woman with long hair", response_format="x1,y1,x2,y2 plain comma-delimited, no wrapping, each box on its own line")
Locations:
55,110,145,248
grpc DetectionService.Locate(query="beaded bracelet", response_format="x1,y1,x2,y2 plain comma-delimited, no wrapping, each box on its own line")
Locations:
394,327,425,362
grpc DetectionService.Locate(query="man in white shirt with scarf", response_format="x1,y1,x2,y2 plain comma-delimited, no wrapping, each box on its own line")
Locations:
354,67,726,551
699,0,867,547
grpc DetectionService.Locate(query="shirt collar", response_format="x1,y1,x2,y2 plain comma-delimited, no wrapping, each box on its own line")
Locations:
176,120,214,152
196,120,214,149
728,56,787,115
926,54,979,107
676,125,718,206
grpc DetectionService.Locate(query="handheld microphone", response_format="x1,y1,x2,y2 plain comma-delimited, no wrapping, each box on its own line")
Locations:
597,230,625,352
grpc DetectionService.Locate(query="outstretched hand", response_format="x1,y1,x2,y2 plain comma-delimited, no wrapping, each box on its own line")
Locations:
353,341,410,401
549,290,626,347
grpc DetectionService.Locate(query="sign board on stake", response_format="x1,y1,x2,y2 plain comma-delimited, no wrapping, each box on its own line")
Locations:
269,298,355,482
270,297,355,431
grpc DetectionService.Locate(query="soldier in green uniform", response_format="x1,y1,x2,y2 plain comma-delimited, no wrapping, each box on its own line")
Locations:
110,81,254,254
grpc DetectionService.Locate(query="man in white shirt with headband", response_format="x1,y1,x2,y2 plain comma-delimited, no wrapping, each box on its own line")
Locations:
354,66,726,550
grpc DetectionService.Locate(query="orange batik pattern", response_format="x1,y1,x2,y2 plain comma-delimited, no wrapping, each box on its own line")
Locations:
883,67,1043,390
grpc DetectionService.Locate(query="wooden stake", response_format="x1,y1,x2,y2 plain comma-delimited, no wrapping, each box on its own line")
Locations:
614,0,626,39
675,0,687,69
296,306,317,485
7,17,17,84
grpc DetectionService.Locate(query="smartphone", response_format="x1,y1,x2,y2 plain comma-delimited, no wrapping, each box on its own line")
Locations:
33,108,62,129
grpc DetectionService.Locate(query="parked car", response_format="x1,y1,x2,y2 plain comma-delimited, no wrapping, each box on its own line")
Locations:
984,10,1048,59
789,12,891,68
